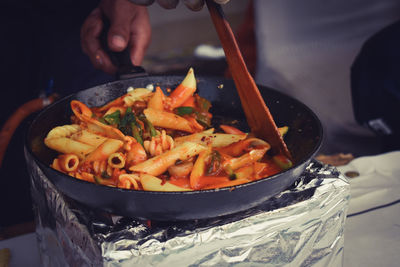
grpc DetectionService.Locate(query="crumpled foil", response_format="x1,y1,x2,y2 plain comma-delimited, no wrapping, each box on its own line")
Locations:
26,151,350,267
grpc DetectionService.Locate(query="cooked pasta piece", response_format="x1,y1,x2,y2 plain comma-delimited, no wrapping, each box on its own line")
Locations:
169,67,196,109
123,88,153,106
168,160,194,178
223,147,269,171
147,86,165,110
70,129,108,147
45,136,95,159
84,139,124,163
190,147,212,189
57,154,80,172
45,124,81,139
118,173,140,190
140,174,192,191
92,160,110,175
108,152,126,168
130,142,207,176
175,130,247,147
126,141,147,167
143,130,174,156
143,108,194,133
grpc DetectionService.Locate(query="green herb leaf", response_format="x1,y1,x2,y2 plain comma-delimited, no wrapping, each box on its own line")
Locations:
118,107,136,136
103,110,121,125
206,150,221,175
139,115,158,137
131,122,144,146
195,95,211,112
194,111,211,128
176,106,194,116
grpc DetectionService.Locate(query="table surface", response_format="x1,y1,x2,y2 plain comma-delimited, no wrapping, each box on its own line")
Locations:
1,151,399,267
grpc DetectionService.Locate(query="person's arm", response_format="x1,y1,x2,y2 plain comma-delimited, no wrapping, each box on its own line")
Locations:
81,0,151,75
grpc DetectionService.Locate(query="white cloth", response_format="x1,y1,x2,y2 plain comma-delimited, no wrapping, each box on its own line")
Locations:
337,151,400,267
253,0,400,155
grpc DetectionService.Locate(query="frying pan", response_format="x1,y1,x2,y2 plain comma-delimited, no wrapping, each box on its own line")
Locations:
25,75,322,221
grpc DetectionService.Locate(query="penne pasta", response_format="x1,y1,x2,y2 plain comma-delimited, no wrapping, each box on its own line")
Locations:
224,147,269,171
130,142,207,176
57,154,80,172
123,88,153,106
84,139,124,163
140,174,192,192
147,86,165,110
45,137,95,159
169,68,196,109
144,108,194,133
175,131,247,147
71,129,108,147
108,152,126,169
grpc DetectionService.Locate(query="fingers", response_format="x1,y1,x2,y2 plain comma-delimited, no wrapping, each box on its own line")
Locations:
81,8,117,74
106,10,132,52
128,7,152,65
157,0,179,9
214,0,230,4
128,0,155,5
129,0,229,10
183,0,205,11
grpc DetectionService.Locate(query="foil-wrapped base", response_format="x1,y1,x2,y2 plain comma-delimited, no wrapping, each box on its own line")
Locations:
27,153,349,267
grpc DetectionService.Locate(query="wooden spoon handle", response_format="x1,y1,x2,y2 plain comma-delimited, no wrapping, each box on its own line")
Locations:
206,0,291,159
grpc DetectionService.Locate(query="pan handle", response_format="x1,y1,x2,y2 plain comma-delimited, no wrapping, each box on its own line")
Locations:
100,17,148,80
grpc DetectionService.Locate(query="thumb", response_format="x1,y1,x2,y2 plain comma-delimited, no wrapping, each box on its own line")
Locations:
107,13,131,52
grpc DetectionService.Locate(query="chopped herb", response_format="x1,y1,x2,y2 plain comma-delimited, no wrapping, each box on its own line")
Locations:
98,117,107,125
103,110,121,125
118,107,136,136
207,151,221,174
131,122,144,146
194,111,211,128
195,95,211,112
139,115,158,137
176,106,194,116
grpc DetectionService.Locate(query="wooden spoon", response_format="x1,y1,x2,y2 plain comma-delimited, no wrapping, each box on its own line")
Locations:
205,0,291,159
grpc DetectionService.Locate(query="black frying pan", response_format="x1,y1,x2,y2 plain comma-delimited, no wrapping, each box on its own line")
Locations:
25,75,322,221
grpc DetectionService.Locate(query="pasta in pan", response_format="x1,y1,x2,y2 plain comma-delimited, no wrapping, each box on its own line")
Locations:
44,68,292,191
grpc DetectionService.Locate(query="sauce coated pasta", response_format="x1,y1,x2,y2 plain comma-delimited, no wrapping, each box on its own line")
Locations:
44,68,292,191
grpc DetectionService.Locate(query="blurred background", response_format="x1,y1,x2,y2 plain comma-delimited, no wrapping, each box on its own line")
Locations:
143,1,247,75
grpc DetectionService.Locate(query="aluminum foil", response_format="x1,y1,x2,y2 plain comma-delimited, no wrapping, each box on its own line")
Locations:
26,151,350,267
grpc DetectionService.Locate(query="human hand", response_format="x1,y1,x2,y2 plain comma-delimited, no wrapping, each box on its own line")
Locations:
128,0,230,11
81,0,151,75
